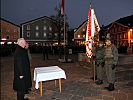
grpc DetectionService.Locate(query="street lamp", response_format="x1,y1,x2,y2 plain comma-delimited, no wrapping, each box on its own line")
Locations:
128,29,133,47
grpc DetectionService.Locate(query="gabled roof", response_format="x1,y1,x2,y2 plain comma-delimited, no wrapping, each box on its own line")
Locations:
0,18,20,27
115,15,133,27
20,16,58,25
74,20,87,34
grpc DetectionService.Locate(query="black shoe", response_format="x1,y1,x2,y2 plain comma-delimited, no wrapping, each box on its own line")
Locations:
95,80,103,85
90,76,97,80
105,83,115,91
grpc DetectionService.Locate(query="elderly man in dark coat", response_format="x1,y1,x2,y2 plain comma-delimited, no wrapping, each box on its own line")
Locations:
13,38,32,100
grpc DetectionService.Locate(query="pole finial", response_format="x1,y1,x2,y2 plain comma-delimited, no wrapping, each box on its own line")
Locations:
90,0,92,8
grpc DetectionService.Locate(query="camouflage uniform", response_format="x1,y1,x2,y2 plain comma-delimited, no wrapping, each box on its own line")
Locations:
104,43,118,91
95,44,105,84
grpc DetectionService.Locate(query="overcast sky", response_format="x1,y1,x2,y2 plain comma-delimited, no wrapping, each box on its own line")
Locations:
1,0,133,28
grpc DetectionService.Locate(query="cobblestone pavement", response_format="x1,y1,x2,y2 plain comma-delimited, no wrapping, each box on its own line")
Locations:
1,53,133,100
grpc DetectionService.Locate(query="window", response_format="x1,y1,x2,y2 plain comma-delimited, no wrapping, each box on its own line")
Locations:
49,33,52,38
43,20,46,23
27,32,30,37
43,26,47,30
78,35,80,38
83,35,85,38
6,24,10,33
54,33,58,37
35,32,39,37
49,27,52,31
83,28,85,32
43,32,47,37
27,25,30,30
14,27,17,32
36,25,39,30
14,35,16,39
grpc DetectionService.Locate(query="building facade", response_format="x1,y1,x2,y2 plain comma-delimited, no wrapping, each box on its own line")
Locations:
74,21,87,45
105,19,133,48
0,18,20,44
21,16,66,46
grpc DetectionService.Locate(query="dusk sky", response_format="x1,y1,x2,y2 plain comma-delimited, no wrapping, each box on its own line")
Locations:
1,0,133,29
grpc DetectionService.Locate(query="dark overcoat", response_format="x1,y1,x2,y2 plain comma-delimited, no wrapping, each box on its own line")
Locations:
13,45,32,92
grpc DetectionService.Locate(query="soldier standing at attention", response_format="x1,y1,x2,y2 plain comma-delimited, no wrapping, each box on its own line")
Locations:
95,41,105,85
104,38,118,91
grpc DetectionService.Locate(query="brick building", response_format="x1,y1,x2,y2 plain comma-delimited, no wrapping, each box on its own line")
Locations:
0,18,20,44
105,15,133,48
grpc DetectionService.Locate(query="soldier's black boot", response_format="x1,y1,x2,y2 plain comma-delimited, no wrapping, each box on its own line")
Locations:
90,76,97,80
95,79,103,85
105,83,115,91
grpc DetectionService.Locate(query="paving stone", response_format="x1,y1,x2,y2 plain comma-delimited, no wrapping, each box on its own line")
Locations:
1,54,133,100
102,95,114,100
127,94,133,100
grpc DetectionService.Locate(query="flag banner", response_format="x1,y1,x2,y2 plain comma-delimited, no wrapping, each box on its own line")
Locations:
86,8,100,58
60,0,64,17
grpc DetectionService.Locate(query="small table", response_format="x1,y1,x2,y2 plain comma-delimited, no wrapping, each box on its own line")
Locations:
34,66,66,96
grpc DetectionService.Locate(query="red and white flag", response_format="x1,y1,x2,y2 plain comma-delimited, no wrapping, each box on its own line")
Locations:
86,7,100,58
60,0,64,17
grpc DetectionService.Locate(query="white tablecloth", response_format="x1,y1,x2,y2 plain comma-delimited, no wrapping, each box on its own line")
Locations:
34,66,66,89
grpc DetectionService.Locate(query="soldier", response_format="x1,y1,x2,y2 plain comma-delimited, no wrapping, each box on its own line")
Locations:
104,38,118,91
95,41,105,85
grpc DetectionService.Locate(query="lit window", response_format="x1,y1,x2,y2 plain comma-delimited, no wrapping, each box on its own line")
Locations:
6,29,10,32
83,28,85,32
35,32,39,37
83,35,85,38
44,20,46,23
49,27,52,31
27,32,30,37
43,26,47,30
36,26,39,30
78,35,80,38
61,33,63,37
54,33,58,37
43,32,47,37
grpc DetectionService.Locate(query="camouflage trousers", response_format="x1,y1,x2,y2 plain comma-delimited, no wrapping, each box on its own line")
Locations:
105,61,115,84
97,64,104,80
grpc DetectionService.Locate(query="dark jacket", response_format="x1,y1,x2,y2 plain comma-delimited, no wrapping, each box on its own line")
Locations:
13,45,32,92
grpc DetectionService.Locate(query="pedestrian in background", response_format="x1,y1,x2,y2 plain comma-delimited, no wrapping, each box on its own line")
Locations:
42,43,49,60
95,41,105,85
104,38,118,91
13,38,32,100
25,42,32,67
